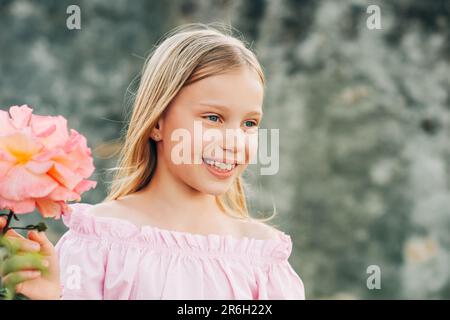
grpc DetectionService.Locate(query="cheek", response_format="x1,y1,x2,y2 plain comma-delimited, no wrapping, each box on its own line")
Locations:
163,124,199,165
162,106,199,161
159,126,202,178
162,143,201,186
245,132,259,164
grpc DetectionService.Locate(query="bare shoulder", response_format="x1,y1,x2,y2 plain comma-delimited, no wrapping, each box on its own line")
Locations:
84,197,156,228
84,200,126,220
239,218,283,241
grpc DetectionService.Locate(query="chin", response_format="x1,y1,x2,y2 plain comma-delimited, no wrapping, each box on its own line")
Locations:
196,182,233,196
176,165,243,196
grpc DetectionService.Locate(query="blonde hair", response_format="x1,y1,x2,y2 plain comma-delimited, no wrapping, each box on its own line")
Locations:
104,23,274,221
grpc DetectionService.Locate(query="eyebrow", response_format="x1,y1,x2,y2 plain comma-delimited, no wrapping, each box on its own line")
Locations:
199,101,263,117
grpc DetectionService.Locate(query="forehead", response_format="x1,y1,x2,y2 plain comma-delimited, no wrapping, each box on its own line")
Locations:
176,67,264,112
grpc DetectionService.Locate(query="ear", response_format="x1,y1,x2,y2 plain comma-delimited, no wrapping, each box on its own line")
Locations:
150,118,164,141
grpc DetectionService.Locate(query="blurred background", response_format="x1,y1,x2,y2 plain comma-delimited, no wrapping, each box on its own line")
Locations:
1,0,449,299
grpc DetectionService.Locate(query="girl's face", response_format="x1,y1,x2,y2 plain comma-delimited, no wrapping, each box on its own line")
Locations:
155,66,263,195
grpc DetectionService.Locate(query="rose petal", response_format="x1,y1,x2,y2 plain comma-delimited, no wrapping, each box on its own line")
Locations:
0,148,16,162
0,197,36,214
73,180,97,194
47,185,81,201
47,162,83,190
31,115,69,149
25,160,54,175
0,161,14,179
31,114,57,138
9,105,33,130
64,129,95,177
31,148,65,162
60,202,72,216
0,131,43,162
35,198,63,218
0,165,59,201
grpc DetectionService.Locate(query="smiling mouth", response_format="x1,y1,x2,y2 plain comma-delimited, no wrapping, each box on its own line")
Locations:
202,157,237,177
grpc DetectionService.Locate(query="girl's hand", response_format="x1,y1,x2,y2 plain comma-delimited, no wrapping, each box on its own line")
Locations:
0,217,61,300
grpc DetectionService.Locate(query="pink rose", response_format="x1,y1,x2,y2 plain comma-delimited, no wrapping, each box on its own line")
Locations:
0,105,97,218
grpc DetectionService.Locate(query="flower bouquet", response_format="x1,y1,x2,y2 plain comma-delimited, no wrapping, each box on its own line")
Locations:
0,105,97,299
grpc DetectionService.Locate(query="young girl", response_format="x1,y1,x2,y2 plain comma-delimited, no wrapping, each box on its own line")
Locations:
0,25,305,300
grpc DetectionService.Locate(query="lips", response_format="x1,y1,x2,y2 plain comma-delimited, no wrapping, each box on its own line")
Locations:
203,157,236,170
202,157,237,179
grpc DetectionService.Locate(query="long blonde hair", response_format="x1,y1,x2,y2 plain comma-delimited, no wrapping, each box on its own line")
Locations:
104,24,271,220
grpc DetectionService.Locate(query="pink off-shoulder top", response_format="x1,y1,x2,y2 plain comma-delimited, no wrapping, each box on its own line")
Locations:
54,202,305,300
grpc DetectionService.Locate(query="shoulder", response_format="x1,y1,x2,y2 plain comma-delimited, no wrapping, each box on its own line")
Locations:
61,200,127,231
238,217,284,241
83,200,123,219
80,198,153,228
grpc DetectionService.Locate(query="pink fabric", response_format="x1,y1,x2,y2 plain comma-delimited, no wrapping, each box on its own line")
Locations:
54,202,305,300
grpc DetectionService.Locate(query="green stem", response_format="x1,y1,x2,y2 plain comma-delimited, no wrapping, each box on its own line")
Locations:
1,210,16,236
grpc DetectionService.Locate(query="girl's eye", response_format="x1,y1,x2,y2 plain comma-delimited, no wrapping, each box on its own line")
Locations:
205,115,220,122
244,120,258,128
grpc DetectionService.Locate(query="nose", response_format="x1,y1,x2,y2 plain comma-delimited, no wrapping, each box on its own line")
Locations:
221,128,247,161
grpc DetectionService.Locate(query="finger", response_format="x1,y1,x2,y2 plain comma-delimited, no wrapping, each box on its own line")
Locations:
1,253,49,276
28,231,54,256
0,235,22,253
4,228,25,239
3,232,41,253
1,270,41,288
3,229,41,253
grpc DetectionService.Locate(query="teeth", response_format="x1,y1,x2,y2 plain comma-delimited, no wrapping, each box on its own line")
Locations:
203,158,235,171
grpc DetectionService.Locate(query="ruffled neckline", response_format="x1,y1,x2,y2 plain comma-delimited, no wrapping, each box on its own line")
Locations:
62,202,293,264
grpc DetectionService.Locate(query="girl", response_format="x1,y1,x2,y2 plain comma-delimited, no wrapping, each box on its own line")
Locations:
0,25,305,300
